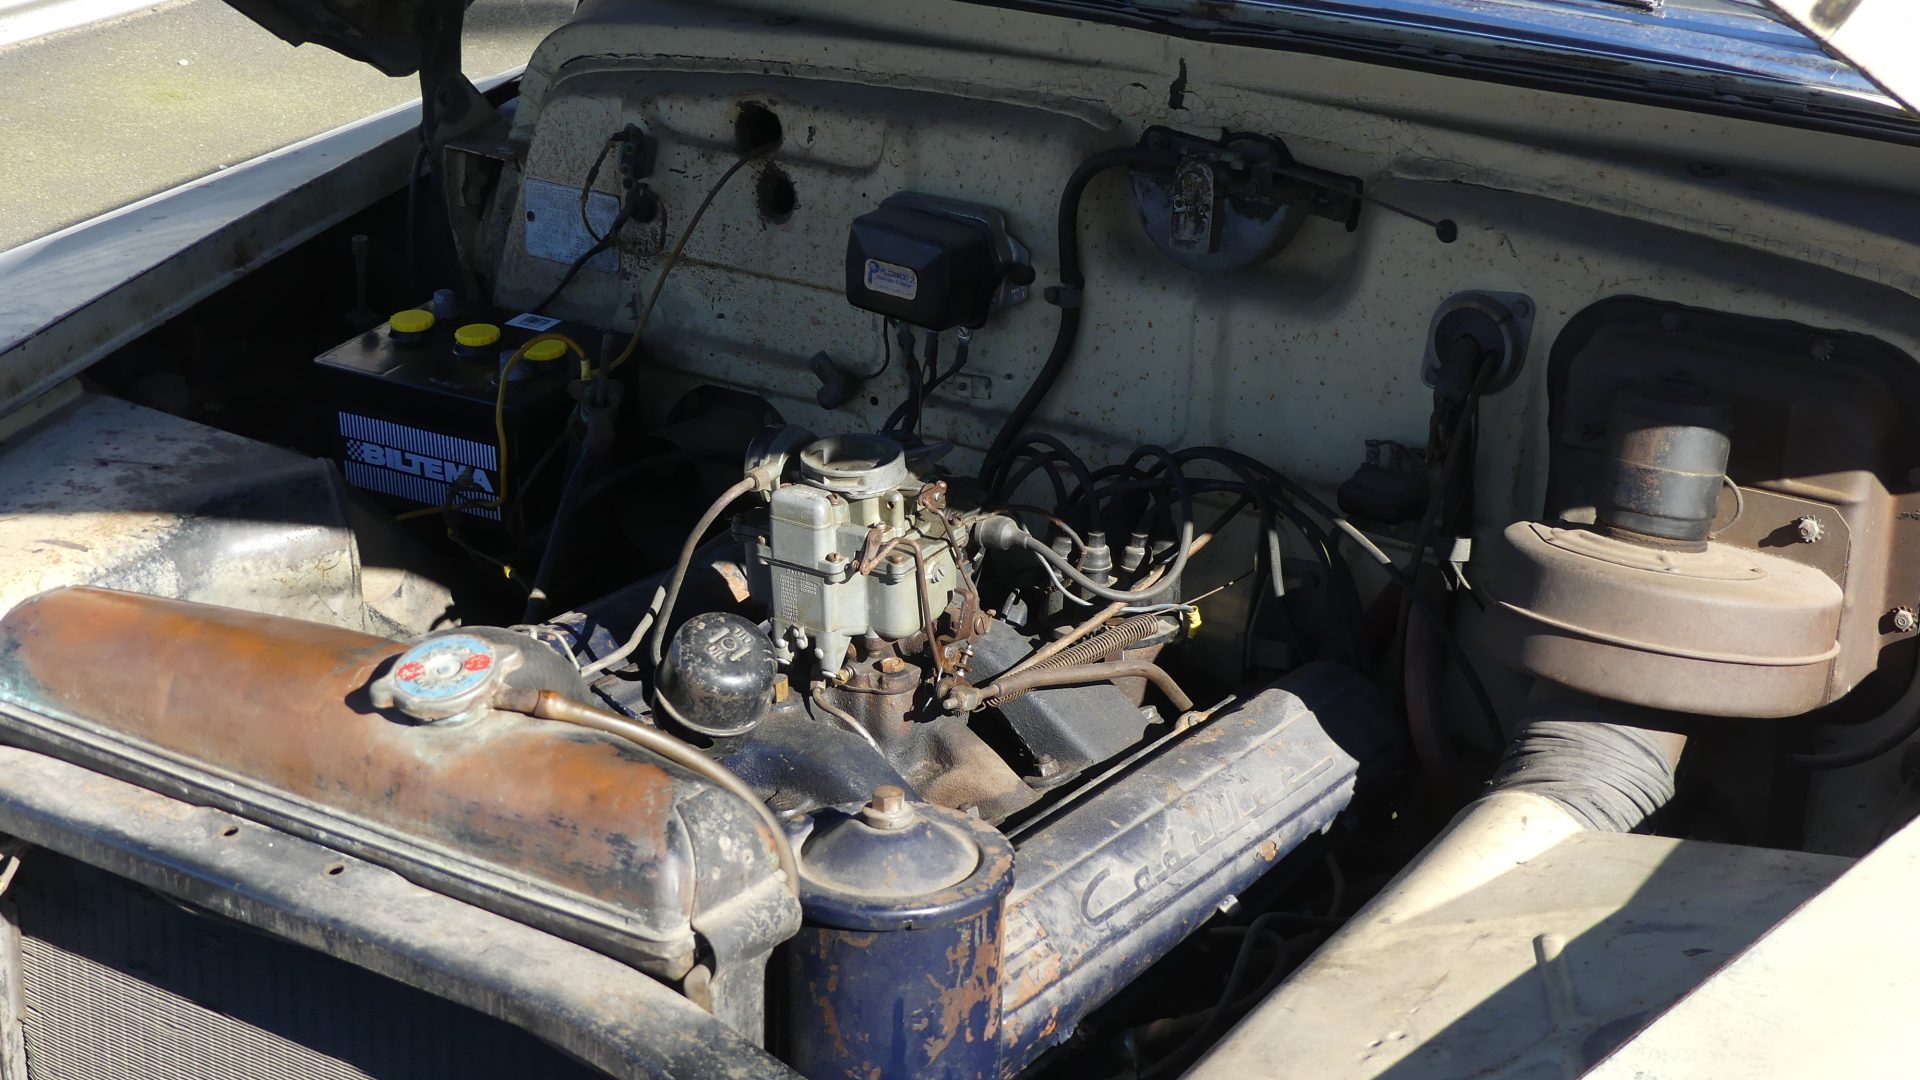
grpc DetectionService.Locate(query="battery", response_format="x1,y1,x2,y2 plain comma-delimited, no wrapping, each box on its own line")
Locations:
315,308,589,525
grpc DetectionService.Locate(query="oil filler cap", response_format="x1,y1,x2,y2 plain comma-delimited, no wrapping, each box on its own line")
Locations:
656,611,777,740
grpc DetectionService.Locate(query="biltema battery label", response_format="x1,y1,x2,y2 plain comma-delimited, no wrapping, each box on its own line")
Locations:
338,412,501,519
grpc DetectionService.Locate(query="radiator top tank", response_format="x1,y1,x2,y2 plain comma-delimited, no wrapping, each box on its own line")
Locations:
0,587,800,996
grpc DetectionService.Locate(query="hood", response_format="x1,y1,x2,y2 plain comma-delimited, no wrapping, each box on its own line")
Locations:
222,0,492,144
1761,1,1919,112
222,0,468,77
220,0,1913,127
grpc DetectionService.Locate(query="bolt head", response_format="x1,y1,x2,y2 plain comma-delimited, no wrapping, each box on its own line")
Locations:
861,785,915,830
1793,516,1824,544
1895,608,1918,634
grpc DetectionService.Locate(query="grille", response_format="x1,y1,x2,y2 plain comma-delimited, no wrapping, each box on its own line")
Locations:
12,853,603,1080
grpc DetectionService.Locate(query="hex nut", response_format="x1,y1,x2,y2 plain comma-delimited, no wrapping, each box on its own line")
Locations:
861,785,915,830
1792,516,1824,544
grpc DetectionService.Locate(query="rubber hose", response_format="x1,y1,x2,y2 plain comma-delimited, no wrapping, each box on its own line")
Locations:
982,145,1176,472
1486,714,1683,832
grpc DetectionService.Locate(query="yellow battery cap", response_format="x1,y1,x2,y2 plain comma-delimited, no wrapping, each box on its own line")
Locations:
454,323,501,348
389,309,435,334
523,337,568,362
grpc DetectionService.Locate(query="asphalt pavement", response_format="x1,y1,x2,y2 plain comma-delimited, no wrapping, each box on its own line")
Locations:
0,0,574,251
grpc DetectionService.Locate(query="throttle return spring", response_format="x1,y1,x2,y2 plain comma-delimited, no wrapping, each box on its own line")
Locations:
986,612,1170,707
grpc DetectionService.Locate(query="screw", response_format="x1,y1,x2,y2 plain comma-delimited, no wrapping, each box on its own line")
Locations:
1894,608,1918,634
878,657,907,674
824,551,842,563
1811,338,1836,361
1793,516,1824,544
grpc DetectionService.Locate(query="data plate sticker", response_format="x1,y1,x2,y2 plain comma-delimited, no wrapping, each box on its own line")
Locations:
505,312,562,331
863,259,919,300
522,176,619,272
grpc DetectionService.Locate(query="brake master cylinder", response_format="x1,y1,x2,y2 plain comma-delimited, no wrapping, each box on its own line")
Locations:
744,431,962,668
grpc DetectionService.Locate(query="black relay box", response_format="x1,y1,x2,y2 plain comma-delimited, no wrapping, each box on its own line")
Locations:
314,308,589,523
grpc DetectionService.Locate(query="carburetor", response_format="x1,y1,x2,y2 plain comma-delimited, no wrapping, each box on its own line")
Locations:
741,431,964,668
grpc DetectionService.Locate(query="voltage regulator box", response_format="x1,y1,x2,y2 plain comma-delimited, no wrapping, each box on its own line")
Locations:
315,309,590,525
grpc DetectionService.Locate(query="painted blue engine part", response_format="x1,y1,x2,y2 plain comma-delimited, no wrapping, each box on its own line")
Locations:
785,796,1016,1080
997,661,1399,1068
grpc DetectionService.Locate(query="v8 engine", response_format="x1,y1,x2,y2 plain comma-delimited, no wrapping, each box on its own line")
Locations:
5,0,1920,1077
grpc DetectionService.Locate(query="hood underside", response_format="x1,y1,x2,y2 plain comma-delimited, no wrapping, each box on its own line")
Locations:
222,0,469,77
218,0,1915,123
222,0,495,146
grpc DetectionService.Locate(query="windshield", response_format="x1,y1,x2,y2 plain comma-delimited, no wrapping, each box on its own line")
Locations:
1059,0,1897,126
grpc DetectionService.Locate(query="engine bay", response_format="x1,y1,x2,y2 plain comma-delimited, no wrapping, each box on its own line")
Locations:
7,0,1920,1075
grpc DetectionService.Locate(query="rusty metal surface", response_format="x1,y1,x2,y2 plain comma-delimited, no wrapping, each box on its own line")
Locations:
817,675,1037,822
0,586,798,985
1481,522,1845,718
1547,299,1920,711
0,745,800,1079
998,664,1398,1070
786,800,1015,1080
